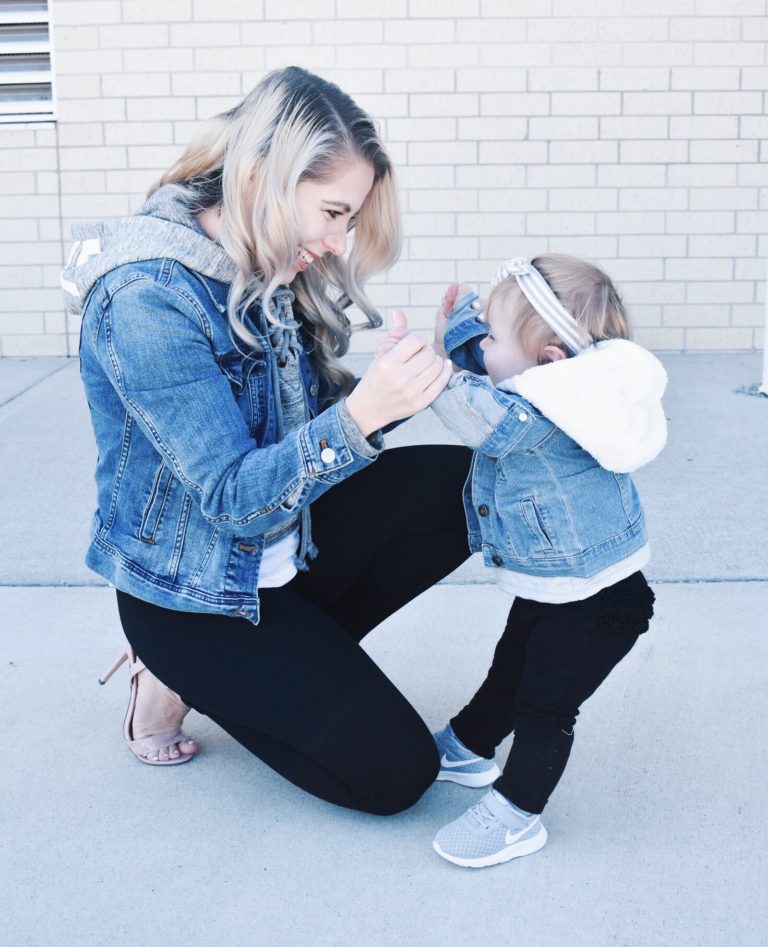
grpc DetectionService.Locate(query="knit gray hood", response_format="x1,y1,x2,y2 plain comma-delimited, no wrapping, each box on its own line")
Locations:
63,183,308,442
61,184,238,315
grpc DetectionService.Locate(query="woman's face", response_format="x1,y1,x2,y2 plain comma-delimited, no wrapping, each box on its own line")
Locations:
287,158,375,283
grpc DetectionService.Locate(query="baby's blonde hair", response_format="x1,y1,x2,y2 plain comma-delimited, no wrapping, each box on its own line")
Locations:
489,253,630,364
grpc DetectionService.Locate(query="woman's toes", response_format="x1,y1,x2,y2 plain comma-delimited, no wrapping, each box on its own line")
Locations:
178,738,198,756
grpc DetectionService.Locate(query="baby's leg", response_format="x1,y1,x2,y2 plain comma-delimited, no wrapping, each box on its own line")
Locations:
492,576,654,814
449,602,535,759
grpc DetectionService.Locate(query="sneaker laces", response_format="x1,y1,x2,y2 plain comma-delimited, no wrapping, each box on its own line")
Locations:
465,799,497,831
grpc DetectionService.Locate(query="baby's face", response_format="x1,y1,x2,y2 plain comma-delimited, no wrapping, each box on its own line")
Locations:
479,296,537,385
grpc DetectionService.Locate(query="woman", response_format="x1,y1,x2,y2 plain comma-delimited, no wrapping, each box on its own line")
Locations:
66,67,471,815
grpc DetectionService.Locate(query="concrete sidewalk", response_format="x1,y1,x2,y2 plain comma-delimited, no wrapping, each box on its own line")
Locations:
1,353,766,947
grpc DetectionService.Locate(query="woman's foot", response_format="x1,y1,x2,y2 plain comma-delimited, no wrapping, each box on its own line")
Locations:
100,650,199,765
126,655,199,763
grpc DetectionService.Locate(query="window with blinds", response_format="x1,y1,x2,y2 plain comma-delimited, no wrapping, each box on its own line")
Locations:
0,0,54,123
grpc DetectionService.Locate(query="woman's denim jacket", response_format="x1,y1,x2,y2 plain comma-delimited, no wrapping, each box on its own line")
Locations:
434,293,667,580
77,258,381,625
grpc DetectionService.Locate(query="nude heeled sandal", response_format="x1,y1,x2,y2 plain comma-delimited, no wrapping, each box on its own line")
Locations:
99,648,198,766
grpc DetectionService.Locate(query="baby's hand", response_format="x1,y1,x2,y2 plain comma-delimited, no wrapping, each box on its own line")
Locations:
440,282,461,319
375,309,411,358
435,281,475,359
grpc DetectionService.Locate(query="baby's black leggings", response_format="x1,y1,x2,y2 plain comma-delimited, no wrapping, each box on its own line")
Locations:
451,571,655,814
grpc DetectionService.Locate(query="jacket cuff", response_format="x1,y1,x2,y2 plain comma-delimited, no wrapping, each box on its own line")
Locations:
336,398,384,459
446,369,470,389
297,401,380,484
444,292,489,374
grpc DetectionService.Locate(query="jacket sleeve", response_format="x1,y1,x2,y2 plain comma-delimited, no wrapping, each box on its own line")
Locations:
430,370,550,458
94,275,382,536
443,291,489,374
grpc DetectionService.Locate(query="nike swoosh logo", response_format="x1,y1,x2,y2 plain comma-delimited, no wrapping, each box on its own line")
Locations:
505,819,538,845
440,753,484,768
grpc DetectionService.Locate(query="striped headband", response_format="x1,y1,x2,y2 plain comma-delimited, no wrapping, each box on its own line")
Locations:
490,257,592,355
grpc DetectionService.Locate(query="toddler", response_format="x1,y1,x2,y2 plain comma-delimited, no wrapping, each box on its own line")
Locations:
385,254,667,868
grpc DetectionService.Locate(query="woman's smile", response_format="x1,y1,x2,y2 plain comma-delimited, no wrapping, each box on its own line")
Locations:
296,246,318,270
289,159,376,281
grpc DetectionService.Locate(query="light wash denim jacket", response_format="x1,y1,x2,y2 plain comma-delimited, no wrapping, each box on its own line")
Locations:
66,186,382,624
433,292,668,583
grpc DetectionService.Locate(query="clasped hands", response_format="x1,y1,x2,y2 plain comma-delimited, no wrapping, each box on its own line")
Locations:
344,282,471,438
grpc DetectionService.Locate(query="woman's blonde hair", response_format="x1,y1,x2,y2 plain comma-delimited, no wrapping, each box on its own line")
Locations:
488,253,631,364
151,66,401,398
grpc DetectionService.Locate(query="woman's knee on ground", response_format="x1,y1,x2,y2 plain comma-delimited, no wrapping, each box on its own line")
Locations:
355,730,439,816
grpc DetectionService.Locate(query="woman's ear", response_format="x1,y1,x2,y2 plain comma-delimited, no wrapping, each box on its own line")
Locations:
540,343,568,364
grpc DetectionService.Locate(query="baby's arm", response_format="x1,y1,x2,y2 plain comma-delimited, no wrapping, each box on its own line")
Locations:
431,372,545,457
434,282,461,359
442,290,489,376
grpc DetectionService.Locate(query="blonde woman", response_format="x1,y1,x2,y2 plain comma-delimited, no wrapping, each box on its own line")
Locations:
65,67,468,814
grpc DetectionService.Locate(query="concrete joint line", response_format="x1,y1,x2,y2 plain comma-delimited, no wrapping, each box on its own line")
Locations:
0,358,77,410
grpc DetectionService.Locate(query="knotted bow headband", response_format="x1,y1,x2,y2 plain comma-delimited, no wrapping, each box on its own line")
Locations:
487,257,592,355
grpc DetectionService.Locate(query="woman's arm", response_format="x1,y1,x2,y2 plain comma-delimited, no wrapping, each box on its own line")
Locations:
94,276,449,536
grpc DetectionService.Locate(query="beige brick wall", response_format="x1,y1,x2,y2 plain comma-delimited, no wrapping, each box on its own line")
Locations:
1,0,767,355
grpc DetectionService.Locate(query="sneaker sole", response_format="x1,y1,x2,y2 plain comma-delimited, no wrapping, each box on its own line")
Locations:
433,823,548,868
435,763,501,788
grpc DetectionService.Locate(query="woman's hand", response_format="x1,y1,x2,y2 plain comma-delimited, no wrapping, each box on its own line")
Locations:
374,309,410,359
346,310,453,436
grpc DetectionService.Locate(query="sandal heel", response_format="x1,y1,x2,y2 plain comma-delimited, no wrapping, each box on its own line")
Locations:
99,651,128,685
99,645,198,766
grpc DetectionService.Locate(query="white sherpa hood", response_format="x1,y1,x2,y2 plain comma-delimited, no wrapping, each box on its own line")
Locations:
502,339,668,473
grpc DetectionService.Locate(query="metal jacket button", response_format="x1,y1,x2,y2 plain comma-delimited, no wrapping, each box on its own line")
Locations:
478,504,489,517
491,555,503,567
320,447,336,464
518,412,528,422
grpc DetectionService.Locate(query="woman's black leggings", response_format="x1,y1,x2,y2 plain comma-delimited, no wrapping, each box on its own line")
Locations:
116,445,472,816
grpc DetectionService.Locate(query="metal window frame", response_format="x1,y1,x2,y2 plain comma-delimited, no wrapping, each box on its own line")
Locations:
0,0,56,124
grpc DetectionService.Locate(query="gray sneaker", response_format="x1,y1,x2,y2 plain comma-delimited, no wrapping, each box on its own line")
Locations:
433,723,501,788
433,790,548,868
